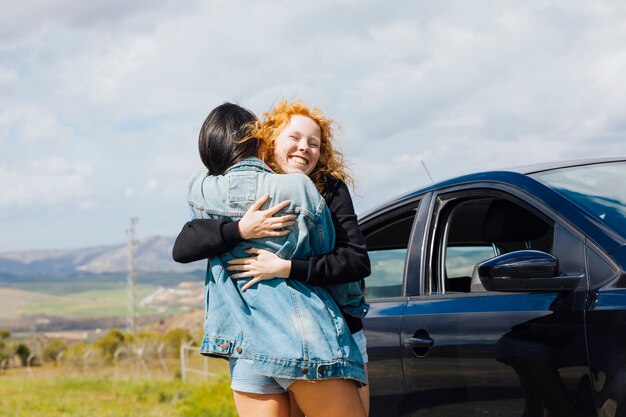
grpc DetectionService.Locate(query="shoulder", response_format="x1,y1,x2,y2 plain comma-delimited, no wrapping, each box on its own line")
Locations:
271,173,318,190
259,173,324,208
324,178,358,219
326,177,348,194
324,177,351,203
187,170,208,193
187,170,226,202
189,170,208,182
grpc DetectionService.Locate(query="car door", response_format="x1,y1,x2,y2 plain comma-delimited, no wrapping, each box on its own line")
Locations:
361,195,428,417
400,186,591,417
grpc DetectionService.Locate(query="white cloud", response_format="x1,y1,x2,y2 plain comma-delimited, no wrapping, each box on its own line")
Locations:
144,179,159,194
0,65,18,84
2,0,626,251
0,106,74,145
0,158,94,208
79,200,96,210
0,0,173,39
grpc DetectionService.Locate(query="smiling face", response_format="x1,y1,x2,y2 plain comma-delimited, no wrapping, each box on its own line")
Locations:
273,115,322,176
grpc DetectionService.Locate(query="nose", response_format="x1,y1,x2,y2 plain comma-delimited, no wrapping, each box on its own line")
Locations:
297,139,309,152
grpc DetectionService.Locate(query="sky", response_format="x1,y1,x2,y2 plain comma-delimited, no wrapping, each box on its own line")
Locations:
1,0,626,252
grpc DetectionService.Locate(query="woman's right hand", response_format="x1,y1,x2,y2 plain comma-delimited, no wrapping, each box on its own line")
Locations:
238,194,296,240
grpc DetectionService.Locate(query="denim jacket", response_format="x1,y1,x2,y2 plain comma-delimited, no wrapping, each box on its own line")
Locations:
187,157,367,384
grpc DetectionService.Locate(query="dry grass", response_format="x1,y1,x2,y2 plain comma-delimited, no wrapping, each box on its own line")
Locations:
0,361,236,417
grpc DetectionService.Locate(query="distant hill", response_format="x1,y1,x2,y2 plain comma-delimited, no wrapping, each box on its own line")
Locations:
0,236,204,277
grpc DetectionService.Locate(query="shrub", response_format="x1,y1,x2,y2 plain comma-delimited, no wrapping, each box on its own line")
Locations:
43,339,67,363
63,342,89,367
93,329,129,362
15,343,32,366
163,328,193,358
0,339,9,362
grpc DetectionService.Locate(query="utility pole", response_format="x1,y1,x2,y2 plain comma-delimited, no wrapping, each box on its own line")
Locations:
126,217,139,337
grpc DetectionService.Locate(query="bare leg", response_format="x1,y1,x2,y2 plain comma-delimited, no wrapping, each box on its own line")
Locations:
233,390,291,417
289,379,367,417
358,369,370,417
289,378,368,416
289,391,306,417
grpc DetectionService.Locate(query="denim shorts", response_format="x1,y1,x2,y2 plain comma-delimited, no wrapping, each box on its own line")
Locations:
229,331,369,394
353,330,369,364
229,358,294,394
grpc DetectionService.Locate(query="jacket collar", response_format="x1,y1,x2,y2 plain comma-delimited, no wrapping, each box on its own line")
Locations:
225,157,273,174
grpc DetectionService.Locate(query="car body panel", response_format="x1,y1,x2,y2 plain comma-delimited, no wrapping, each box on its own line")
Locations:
362,157,626,417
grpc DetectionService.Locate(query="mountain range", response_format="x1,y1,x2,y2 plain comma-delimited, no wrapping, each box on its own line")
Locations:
0,236,204,277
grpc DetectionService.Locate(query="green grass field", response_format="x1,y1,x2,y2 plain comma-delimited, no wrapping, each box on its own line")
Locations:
0,366,236,417
0,284,169,320
0,272,202,324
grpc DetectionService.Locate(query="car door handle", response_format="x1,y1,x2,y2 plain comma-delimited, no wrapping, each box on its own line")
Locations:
402,337,434,348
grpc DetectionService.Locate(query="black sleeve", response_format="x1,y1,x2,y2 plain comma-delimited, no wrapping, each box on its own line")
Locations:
172,218,243,263
289,180,371,285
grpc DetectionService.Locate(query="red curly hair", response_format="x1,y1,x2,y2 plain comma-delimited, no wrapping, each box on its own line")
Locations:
248,100,353,192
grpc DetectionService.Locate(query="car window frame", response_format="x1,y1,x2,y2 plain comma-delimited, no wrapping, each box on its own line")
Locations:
423,182,593,298
359,193,429,300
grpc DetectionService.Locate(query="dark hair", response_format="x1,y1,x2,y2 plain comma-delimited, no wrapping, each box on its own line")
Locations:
198,103,259,175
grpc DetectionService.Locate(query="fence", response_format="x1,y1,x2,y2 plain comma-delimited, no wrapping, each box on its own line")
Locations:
179,340,213,381
1,339,222,382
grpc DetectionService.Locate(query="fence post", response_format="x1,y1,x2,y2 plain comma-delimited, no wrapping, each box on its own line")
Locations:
180,340,212,382
55,351,64,368
26,353,35,377
113,347,125,379
157,342,169,377
180,340,194,382
135,345,151,378
83,349,94,375
0,358,8,375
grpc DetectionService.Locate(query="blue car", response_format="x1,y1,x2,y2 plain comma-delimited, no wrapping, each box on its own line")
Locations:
360,157,626,417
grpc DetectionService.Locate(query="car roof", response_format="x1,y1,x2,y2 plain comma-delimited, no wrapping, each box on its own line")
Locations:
360,156,626,219
504,156,626,174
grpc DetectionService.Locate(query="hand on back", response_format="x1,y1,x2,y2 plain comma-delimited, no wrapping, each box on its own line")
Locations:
227,248,291,291
238,194,295,240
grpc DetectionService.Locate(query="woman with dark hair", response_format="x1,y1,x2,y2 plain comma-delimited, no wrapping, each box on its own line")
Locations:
196,103,260,175
177,102,367,417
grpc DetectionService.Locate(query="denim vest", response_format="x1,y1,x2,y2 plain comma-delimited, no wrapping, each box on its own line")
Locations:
186,157,366,384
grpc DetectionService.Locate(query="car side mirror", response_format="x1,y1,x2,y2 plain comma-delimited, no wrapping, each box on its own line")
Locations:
477,250,582,292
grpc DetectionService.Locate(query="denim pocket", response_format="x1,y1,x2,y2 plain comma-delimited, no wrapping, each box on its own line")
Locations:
229,175,257,202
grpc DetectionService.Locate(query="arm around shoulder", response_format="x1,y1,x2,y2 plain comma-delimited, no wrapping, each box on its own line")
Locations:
172,218,242,263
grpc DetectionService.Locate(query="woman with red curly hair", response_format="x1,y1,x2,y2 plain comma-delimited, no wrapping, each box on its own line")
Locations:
174,101,371,416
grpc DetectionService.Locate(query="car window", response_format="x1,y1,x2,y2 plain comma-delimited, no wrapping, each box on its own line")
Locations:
366,249,406,298
433,196,556,294
445,246,497,292
363,206,418,299
530,161,626,240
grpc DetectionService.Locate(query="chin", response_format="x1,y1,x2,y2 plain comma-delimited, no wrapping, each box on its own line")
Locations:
287,167,309,175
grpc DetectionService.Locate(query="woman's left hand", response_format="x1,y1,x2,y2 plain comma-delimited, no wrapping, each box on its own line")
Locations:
227,248,291,291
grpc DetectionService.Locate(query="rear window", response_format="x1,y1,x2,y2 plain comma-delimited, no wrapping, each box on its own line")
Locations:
530,161,626,239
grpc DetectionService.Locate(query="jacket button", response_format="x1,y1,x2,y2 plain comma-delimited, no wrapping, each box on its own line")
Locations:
301,368,309,374
236,347,242,354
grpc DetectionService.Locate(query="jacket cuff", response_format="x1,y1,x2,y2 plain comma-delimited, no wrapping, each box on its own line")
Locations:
222,221,243,247
288,259,310,281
